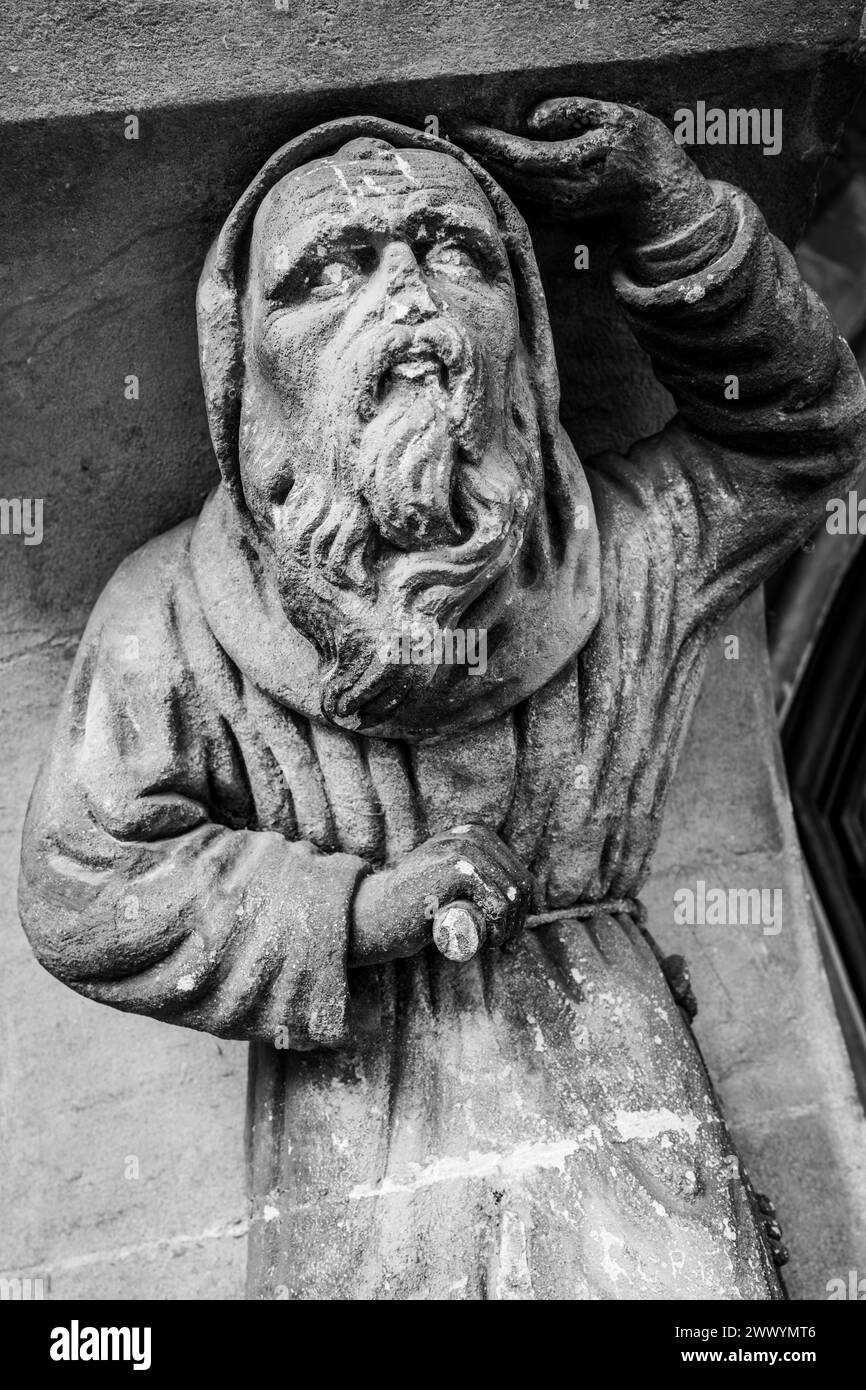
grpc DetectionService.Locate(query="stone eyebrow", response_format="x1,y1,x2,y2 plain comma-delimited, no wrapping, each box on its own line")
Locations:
261,217,378,294
402,203,505,258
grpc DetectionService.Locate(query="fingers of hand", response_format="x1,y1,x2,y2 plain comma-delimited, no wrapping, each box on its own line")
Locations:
528,96,622,137
454,119,608,175
456,867,511,945
432,826,531,945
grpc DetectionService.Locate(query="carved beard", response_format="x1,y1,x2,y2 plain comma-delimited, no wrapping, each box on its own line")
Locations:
240,319,542,726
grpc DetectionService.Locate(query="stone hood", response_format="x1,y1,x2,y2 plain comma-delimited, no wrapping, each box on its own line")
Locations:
192,115,600,741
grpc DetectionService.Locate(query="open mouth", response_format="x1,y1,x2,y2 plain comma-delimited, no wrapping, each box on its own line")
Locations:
383,348,449,392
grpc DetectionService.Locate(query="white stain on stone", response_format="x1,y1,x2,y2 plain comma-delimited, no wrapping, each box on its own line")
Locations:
262,1205,281,1223
613,1108,701,1142
349,1138,582,1199
595,1228,628,1285
392,152,417,183
494,1211,534,1300
455,859,479,877
176,975,195,993
334,168,360,210
577,1124,604,1151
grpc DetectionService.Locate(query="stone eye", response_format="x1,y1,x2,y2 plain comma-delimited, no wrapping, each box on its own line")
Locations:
310,260,359,296
425,242,478,276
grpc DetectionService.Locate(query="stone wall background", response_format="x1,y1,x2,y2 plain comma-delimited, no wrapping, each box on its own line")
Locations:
2,0,865,1299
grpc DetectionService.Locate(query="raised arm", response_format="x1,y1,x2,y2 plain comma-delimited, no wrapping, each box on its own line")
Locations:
458,98,866,616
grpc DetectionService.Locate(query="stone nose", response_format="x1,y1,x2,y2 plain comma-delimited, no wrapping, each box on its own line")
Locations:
382,241,438,324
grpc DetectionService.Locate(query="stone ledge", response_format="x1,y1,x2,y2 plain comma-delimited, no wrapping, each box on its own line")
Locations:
3,0,864,124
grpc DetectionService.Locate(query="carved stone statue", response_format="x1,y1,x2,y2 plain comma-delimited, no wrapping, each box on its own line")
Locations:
19,100,866,1300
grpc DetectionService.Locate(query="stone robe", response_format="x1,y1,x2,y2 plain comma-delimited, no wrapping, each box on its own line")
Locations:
19,181,865,1299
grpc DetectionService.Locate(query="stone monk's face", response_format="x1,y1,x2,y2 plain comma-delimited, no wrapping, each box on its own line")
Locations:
238,138,543,722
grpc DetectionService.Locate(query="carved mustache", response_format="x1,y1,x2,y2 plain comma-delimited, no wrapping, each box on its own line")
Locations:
330,319,486,551
351,319,482,426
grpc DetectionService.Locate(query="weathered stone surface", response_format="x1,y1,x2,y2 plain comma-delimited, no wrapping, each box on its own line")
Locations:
17,93,866,1298
4,2,866,1303
4,0,862,123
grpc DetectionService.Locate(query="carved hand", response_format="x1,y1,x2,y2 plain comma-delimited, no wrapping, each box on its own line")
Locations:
454,96,717,242
349,824,531,967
